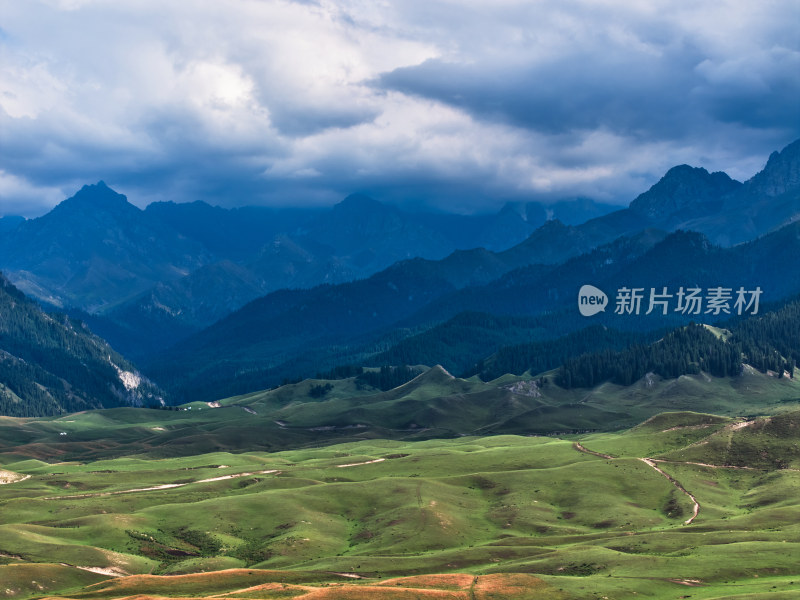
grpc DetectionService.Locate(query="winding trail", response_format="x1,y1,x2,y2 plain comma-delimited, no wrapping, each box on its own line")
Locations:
39,452,397,500
573,442,613,459
650,459,755,471
639,458,700,525
572,442,700,525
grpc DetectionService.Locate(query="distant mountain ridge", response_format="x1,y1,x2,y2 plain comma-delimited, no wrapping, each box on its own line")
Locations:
628,165,740,220
0,182,211,311
1,138,798,368
147,214,800,402
2,188,615,357
585,138,800,246
681,139,800,244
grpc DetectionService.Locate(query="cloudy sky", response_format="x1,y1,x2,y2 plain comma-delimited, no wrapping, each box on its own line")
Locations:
1,0,799,216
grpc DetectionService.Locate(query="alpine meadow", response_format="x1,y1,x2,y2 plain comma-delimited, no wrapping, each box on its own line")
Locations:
2,1,800,599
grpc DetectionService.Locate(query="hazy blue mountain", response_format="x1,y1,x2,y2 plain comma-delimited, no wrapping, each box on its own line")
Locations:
412,222,800,331
100,237,363,359
375,222,800,375
0,215,25,232
161,214,631,376
547,197,619,225
144,200,322,261
498,217,615,266
142,228,666,399
100,195,616,357
0,182,211,311
628,165,741,221
147,217,800,401
104,197,455,357
680,138,800,245
6,139,797,366
580,138,800,246
466,203,538,251
566,170,732,247
143,242,545,399
407,228,669,325
295,194,455,271
90,260,269,358
413,198,618,250
144,261,463,399
0,272,163,416
744,138,800,198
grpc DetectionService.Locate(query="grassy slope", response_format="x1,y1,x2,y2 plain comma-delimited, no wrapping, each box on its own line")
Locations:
1,371,799,598
1,366,798,463
2,409,800,599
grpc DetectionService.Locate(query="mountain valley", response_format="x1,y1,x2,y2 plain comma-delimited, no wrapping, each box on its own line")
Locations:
1,139,800,600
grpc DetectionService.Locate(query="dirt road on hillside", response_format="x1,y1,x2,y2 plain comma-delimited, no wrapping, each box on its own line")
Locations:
572,442,700,525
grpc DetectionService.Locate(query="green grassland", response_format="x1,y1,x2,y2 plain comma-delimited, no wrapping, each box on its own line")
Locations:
1,368,800,598
2,406,800,598
1,365,799,464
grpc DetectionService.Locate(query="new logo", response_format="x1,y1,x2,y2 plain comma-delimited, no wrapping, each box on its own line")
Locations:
578,284,608,316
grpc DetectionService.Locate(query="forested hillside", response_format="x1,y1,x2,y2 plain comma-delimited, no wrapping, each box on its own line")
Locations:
553,300,800,388
0,273,162,416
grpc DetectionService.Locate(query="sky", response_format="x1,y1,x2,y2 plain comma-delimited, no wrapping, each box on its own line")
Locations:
1,0,799,217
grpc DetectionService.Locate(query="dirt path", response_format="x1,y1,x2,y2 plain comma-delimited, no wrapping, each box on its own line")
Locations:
40,453,393,500
468,575,479,600
650,459,755,471
640,458,699,525
571,442,699,525
44,469,280,500
0,470,31,485
336,458,385,468
573,442,614,459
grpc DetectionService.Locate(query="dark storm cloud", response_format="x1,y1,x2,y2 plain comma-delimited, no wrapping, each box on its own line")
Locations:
377,42,799,144
377,54,697,138
1,0,798,215
264,103,380,137
693,48,800,130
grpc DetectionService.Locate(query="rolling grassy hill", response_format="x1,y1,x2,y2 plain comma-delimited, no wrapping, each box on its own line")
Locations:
2,364,799,463
3,409,800,598
2,304,800,598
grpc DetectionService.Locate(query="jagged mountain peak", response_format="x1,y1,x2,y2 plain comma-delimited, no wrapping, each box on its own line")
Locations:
744,138,800,197
629,165,741,220
0,182,210,311
54,180,137,215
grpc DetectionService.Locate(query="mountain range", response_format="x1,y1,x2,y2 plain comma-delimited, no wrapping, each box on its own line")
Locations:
2,139,796,362
0,138,799,410
140,138,800,400
146,221,800,402
0,185,617,358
